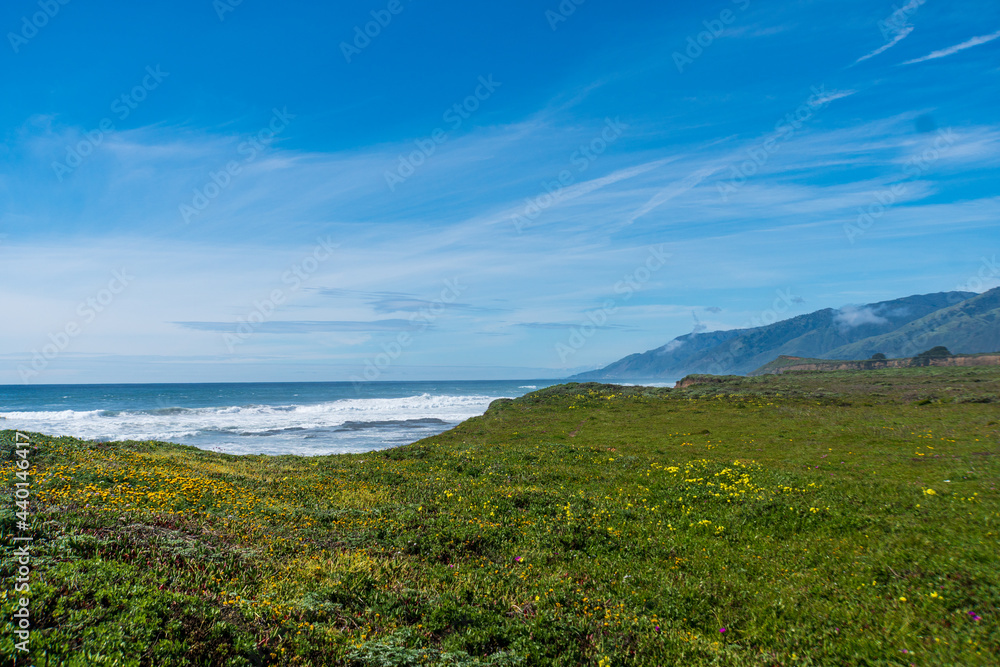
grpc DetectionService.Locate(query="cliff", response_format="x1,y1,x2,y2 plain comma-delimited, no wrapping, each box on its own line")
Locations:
751,353,1000,376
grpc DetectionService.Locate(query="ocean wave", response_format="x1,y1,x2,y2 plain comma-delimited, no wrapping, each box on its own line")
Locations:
0,393,502,451
335,418,449,432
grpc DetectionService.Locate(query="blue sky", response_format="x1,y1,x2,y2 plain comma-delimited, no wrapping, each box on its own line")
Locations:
1,0,998,384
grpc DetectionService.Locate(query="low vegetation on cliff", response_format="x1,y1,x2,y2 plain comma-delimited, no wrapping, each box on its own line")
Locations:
751,349,1000,376
2,367,998,665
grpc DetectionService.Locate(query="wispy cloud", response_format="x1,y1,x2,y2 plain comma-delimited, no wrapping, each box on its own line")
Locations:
476,158,673,229
902,29,1000,65
854,26,915,64
723,24,794,39
690,311,708,334
175,320,425,334
810,89,858,106
317,288,500,314
5,8,1000,384
834,305,888,330
516,322,634,331
623,165,721,226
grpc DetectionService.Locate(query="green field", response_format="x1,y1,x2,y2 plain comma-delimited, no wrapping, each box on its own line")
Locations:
2,367,998,665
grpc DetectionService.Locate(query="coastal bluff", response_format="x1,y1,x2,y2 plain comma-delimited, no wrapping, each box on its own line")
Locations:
750,352,1000,376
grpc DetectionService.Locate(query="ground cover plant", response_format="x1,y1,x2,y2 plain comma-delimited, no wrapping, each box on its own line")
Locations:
2,366,998,665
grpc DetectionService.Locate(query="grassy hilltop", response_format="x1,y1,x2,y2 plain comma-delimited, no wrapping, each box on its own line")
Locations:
2,368,999,665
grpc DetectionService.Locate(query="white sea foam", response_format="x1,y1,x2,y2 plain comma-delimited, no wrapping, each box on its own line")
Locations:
1,393,502,455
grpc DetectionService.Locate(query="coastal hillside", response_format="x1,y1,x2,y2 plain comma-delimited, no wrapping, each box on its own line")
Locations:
571,289,994,380
823,287,1000,360
3,368,998,665
750,351,1000,376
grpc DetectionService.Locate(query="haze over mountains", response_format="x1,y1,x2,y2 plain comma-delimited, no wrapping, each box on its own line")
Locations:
572,288,1000,380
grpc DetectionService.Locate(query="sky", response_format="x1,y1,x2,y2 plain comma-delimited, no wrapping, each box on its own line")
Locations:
1,0,998,384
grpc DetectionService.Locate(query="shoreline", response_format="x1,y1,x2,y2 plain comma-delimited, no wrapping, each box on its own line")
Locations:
4,368,998,664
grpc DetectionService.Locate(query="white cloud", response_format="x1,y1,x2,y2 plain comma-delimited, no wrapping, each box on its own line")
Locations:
5,90,1000,380
476,158,674,229
623,165,721,226
723,24,793,39
658,339,685,354
810,89,858,106
854,25,914,65
902,29,1000,65
834,305,888,330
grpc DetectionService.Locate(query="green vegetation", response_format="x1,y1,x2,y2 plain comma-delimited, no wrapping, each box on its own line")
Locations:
747,355,829,376
3,367,999,665
917,346,953,358
750,349,1000,376
828,289,1000,361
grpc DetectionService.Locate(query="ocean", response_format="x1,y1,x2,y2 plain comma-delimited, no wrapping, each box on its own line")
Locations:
0,380,560,456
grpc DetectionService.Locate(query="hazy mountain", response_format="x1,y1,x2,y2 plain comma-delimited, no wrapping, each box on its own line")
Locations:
824,287,1000,360
571,290,985,380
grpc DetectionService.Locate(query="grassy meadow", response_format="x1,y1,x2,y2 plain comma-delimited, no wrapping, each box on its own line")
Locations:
2,367,999,665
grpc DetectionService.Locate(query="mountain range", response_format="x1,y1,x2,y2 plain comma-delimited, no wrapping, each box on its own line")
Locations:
571,288,1000,380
